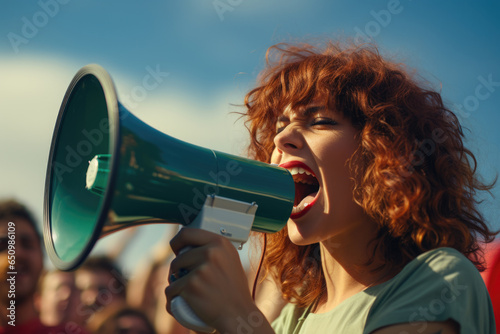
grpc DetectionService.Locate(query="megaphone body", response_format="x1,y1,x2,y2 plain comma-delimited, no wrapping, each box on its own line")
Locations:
43,64,294,332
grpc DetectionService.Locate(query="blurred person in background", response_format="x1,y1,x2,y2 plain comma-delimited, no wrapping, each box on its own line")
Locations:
127,227,190,334
95,306,157,334
75,255,128,332
36,269,87,328
0,198,87,334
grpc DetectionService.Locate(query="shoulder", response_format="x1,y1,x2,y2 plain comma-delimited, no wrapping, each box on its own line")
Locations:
384,247,484,297
406,247,477,275
364,247,495,334
379,247,484,297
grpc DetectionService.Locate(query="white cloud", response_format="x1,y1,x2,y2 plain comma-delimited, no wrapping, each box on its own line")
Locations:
0,55,77,219
113,78,250,155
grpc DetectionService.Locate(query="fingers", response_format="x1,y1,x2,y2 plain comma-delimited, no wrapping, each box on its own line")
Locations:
165,228,233,315
164,268,190,314
169,227,228,255
168,246,207,284
168,228,232,282
164,259,223,316
164,227,254,330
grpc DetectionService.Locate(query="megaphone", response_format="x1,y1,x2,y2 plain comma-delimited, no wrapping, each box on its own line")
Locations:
43,64,294,332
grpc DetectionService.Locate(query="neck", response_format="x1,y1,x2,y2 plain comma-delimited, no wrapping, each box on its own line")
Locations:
315,225,394,313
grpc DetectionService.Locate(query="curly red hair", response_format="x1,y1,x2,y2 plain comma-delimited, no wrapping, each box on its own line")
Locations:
244,41,497,307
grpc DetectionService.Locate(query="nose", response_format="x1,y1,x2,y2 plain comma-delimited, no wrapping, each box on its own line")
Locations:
59,285,72,301
273,124,303,155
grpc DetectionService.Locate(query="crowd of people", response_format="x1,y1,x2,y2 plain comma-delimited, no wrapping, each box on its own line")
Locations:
0,198,192,334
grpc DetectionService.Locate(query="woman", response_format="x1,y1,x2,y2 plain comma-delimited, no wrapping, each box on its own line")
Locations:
165,41,497,333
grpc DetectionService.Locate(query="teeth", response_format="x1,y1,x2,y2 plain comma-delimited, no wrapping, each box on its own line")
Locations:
289,167,313,176
292,201,311,212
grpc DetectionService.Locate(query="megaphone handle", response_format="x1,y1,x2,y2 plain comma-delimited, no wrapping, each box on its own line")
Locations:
171,295,214,333
170,247,215,333
170,195,257,333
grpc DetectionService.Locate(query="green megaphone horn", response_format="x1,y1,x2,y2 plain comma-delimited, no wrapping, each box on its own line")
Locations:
43,64,294,332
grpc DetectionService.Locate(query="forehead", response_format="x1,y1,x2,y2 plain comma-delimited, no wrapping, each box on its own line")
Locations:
45,271,74,284
277,100,339,122
42,273,75,292
76,269,114,286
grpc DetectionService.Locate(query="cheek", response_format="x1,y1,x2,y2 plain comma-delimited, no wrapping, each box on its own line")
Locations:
319,148,359,214
29,249,44,272
270,148,281,164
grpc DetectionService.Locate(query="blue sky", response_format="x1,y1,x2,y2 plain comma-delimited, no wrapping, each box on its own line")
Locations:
1,0,499,274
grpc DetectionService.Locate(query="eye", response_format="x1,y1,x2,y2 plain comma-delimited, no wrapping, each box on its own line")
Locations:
276,125,286,134
276,121,289,134
311,117,337,127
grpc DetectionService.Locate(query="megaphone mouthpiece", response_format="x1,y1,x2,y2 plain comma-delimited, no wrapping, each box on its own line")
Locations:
86,154,110,196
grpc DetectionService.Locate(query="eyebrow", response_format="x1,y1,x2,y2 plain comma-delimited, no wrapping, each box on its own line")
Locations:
277,105,326,123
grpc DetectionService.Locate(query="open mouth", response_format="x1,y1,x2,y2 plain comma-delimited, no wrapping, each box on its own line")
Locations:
280,162,320,219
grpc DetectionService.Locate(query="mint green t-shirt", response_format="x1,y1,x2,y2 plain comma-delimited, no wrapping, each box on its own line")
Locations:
271,247,495,333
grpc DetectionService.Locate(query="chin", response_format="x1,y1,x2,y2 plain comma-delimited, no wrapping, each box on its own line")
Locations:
286,220,320,246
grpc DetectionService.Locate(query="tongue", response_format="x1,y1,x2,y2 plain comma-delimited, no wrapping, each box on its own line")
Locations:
296,191,318,209
294,182,318,206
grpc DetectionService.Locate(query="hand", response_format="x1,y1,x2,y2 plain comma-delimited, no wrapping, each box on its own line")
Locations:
164,228,270,333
